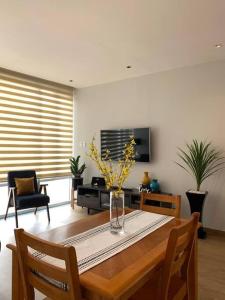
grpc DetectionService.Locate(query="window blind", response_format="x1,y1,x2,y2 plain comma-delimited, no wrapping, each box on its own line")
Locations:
0,68,74,182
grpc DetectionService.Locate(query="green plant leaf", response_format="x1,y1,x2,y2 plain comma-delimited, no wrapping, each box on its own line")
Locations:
176,140,225,191
69,155,86,176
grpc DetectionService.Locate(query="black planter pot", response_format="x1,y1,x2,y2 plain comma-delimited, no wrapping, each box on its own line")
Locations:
186,191,208,239
72,177,83,190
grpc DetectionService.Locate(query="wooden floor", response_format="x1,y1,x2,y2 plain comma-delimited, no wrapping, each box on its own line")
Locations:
0,204,224,300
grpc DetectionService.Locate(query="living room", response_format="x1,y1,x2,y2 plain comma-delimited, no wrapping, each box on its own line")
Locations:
0,1,225,299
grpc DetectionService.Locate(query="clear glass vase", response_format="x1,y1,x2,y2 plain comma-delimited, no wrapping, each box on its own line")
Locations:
110,190,125,234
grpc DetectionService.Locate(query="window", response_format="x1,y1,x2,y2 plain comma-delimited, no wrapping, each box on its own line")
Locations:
0,68,74,182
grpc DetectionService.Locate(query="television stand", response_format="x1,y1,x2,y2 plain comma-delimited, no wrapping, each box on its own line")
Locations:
77,184,140,213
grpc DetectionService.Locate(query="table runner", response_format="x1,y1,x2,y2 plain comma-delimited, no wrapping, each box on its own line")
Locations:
33,210,174,276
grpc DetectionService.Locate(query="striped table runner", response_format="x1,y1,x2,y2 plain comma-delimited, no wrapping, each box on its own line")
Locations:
33,210,174,275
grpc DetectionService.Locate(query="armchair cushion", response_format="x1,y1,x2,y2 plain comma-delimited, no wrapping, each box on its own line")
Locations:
8,170,38,193
16,194,50,210
15,177,35,196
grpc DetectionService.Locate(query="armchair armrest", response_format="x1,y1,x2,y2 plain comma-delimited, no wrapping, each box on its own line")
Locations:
8,187,16,206
9,187,16,191
39,183,48,194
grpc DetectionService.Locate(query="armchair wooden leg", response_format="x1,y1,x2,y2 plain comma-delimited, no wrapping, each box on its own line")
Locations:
34,208,38,215
4,199,11,220
15,208,18,228
46,204,50,223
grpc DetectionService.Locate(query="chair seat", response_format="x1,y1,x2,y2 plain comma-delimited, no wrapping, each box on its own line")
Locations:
16,193,49,209
130,274,186,300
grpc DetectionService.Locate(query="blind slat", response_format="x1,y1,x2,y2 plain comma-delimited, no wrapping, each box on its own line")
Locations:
0,123,72,133
0,137,72,143
0,116,72,129
0,144,72,148
0,106,72,126
0,95,72,113
0,68,73,181
0,101,72,120
0,82,72,102
0,130,72,138
0,150,72,155
0,161,70,168
0,156,71,161
0,166,70,175
0,89,73,108
0,70,73,95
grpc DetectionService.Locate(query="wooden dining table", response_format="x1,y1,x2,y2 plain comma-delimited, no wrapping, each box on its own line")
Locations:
7,209,198,300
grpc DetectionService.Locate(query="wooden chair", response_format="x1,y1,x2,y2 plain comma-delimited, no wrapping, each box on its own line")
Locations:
14,228,84,300
140,192,181,218
130,212,199,300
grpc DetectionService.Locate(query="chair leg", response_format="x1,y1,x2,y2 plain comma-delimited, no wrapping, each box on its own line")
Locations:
46,204,50,223
15,208,18,228
4,198,11,220
34,208,38,215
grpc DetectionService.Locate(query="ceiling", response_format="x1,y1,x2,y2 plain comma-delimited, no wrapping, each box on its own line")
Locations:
0,0,225,88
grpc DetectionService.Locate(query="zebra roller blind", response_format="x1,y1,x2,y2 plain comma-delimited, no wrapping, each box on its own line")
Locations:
0,68,73,182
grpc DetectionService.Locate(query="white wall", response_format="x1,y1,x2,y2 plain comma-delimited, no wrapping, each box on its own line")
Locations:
75,60,225,231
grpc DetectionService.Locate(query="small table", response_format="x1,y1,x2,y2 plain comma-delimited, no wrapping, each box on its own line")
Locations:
7,210,198,300
71,177,84,209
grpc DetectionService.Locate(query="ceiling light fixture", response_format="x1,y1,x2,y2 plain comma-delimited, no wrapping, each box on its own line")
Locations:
215,43,223,48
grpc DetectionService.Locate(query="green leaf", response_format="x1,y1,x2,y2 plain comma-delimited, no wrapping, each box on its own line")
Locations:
69,156,86,176
176,140,225,190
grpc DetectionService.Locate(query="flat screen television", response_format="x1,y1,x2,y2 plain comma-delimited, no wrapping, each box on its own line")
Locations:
101,127,151,162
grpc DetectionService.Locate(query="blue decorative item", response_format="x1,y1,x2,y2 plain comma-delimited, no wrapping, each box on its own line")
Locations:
150,179,160,192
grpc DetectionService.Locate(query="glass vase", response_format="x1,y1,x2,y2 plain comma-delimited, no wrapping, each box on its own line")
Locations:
110,191,125,234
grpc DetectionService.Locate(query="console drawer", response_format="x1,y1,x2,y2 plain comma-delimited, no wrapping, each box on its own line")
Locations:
77,194,100,209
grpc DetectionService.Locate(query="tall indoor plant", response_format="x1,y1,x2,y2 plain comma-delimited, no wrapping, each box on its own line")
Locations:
70,156,86,189
88,137,136,233
176,139,225,238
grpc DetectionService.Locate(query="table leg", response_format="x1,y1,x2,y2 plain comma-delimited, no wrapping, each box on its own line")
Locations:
71,186,75,209
12,248,24,300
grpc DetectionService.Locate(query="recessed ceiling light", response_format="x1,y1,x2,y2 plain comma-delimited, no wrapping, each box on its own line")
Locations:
215,43,223,48
126,65,132,69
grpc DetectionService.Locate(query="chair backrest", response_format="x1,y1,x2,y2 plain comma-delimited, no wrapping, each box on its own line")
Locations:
160,212,199,300
140,192,181,218
8,170,38,193
14,228,82,300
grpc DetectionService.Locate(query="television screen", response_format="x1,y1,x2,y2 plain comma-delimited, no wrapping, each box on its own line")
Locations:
101,128,151,162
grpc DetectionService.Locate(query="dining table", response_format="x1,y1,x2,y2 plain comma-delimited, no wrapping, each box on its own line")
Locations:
7,209,198,300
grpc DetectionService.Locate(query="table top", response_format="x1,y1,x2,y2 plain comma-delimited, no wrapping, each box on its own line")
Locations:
37,210,187,299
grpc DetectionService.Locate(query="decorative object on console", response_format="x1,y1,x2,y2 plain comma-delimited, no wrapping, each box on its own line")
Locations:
176,139,225,239
149,179,160,193
142,171,151,186
91,177,106,186
88,136,136,233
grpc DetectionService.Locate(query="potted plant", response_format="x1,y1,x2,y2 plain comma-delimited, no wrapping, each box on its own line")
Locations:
176,139,225,238
69,156,86,190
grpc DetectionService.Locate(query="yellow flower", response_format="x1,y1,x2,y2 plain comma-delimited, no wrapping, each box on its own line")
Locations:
87,137,136,194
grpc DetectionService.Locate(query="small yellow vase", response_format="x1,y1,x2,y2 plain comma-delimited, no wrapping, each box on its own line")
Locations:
142,171,151,185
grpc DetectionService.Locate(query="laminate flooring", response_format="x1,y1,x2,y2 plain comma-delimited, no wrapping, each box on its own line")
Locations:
0,204,224,300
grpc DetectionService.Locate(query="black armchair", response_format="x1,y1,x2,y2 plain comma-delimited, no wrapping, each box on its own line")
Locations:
5,170,50,228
